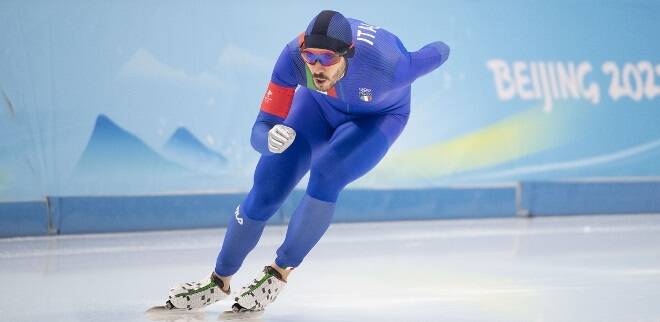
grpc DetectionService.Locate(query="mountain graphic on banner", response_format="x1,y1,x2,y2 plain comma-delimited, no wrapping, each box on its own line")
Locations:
74,114,185,177
162,127,227,174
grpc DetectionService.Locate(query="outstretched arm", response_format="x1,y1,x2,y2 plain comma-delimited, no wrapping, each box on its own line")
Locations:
395,41,450,86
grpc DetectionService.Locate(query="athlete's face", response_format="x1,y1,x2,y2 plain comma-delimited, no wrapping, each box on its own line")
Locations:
302,48,346,91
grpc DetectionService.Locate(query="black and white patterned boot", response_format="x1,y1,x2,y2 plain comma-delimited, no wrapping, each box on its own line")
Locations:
232,266,287,312
167,272,230,310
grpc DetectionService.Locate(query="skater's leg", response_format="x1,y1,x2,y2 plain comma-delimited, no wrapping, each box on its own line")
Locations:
231,113,408,312
273,195,335,272
214,141,311,277
214,89,332,278
167,91,331,310
168,141,313,310
275,113,409,269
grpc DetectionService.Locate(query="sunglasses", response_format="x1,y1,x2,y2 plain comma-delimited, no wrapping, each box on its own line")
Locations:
300,48,346,66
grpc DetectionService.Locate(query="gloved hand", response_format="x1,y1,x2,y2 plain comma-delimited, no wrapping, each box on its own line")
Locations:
268,124,296,154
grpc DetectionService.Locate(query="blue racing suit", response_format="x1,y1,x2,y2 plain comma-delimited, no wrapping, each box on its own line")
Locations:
216,18,449,275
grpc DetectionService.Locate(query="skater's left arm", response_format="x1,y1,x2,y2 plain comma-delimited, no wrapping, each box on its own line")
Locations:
395,41,450,86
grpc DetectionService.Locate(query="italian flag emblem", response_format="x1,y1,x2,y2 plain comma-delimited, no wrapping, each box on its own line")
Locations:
359,87,373,102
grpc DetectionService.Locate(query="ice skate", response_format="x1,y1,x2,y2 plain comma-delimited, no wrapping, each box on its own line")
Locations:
224,266,286,315
159,272,230,311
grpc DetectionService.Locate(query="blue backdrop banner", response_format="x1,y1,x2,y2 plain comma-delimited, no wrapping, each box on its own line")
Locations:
1,1,659,219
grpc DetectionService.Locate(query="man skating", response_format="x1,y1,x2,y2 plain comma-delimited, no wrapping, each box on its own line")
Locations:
166,9,449,313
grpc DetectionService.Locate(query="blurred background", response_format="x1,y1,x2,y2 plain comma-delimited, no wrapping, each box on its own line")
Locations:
1,0,659,236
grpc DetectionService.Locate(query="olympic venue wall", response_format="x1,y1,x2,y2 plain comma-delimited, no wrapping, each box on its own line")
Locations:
3,181,660,237
2,2,660,237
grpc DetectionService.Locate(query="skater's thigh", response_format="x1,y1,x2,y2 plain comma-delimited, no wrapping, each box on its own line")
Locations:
282,88,334,151
307,113,408,201
243,90,336,219
326,113,407,174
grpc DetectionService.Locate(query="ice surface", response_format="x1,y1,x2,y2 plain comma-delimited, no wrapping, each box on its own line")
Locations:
2,214,660,322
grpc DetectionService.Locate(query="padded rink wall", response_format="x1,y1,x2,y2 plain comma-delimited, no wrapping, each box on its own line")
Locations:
3,180,660,237
2,1,660,237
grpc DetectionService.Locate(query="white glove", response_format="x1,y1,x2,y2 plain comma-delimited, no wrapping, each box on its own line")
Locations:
268,124,296,154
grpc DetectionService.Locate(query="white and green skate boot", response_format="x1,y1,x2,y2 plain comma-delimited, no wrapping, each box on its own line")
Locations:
231,266,287,313
167,272,230,310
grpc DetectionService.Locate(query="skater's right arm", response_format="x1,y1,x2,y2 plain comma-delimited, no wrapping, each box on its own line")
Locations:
250,43,299,155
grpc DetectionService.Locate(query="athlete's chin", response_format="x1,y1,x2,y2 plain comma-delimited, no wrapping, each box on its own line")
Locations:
314,80,332,91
